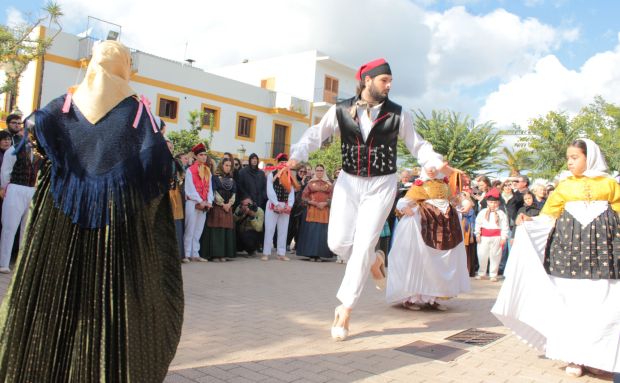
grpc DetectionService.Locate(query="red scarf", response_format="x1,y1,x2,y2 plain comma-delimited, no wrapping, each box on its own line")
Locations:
189,162,211,200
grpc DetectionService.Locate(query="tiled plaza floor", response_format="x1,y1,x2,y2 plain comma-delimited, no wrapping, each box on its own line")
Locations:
0,254,611,382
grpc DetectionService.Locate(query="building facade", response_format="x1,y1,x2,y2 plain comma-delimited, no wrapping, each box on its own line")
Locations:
209,50,357,125
2,27,340,162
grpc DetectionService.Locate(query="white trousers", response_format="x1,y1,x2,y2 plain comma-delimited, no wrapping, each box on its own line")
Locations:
184,201,207,258
329,172,397,308
0,184,35,268
477,236,502,277
263,208,290,256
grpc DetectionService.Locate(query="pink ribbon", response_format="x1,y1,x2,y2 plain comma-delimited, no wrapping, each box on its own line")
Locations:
62,92,73,114
132,95,159,133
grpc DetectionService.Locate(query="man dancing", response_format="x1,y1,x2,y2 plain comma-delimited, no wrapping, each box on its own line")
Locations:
289,58,453,340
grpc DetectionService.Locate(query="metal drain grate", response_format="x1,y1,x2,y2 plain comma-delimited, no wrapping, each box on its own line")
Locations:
395,340,468,362
445,328,505,346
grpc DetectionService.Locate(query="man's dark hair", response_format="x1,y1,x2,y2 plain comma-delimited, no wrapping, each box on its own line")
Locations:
518,175,530,186
6,114,21,124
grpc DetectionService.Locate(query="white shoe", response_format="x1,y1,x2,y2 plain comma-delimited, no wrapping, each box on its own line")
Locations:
260,255,269,261
331,326,349,341
0,267,11,274
565,364,583,378
193,257,208,262
181,258,190,264
331,306,350,341
402,302,421,311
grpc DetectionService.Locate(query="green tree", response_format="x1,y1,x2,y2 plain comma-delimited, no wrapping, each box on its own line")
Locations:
308,137,342,176
167,109,213,155
0,2,63,101
492,147,533,177
517,111,580,179
572,96,620,172
413,110,502,174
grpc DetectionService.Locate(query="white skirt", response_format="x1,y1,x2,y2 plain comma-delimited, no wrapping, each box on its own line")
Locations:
386,212,471,304
491,220,620,372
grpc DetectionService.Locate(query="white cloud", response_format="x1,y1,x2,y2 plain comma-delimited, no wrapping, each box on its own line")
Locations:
6,7,26,28
54,0,578,117
478,36,620,128
423,6,578,88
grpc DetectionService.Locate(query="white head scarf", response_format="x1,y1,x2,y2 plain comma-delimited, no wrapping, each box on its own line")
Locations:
558,138,610,180
310,166,332,184
72,41,136,124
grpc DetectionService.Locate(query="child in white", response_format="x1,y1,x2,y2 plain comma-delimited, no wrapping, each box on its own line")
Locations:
474,188,509,281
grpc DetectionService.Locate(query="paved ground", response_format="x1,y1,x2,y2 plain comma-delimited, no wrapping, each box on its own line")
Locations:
0,254,611,383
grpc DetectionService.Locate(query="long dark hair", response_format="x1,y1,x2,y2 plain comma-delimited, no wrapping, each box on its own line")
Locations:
218,158,233,176
355,80,365,97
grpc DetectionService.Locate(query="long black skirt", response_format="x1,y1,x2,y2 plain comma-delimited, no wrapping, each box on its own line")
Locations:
0,164,184,382
296,216,334,259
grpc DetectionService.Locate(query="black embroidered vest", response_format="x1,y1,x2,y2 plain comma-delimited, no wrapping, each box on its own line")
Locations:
10,147,40,187
272,171,289,202
336,97,401,177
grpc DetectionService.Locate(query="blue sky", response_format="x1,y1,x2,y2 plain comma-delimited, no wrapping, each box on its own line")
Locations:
4,0,620,129
420,0,619,70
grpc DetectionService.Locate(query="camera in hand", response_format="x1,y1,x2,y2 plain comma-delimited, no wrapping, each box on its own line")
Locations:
247,203,258,212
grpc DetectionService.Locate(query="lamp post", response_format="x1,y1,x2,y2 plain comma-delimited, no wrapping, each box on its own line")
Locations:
237,144,246,160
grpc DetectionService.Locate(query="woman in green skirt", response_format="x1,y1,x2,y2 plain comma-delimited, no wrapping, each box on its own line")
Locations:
201,158,237,261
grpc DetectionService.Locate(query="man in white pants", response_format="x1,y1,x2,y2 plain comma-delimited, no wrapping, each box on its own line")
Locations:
288,58,453,340
262,153,295,261
183,143,212,262
0,117,41,274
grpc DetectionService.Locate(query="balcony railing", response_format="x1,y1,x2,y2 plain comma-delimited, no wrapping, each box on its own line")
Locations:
272,93,310,116
313,88,355,104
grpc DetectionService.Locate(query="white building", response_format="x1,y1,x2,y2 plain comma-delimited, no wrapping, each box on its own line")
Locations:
209,50,357,125
2,27,355,162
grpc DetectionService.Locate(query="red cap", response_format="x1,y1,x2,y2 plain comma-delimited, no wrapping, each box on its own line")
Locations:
485,188,500,200
191,143,207,155
356,58,392,81
276,153,288,162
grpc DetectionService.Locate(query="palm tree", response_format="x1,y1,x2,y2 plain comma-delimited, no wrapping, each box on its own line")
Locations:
492,147,533,177
407,110,502,175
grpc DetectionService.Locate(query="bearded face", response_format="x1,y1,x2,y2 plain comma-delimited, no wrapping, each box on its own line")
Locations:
365,74,391,103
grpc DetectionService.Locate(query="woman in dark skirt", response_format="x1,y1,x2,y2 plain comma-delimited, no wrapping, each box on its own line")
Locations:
201,158,236,261
296,164,334,261
493,138,620,378
0,41,183,382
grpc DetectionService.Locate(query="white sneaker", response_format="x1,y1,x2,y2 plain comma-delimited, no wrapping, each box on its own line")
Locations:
0,267,11,274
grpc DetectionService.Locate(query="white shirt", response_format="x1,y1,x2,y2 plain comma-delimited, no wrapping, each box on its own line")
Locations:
1,146,18,189
266,172,295,208
290,104,443,170
474,208,510,240
184,169,214,204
